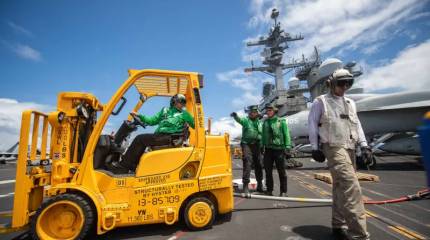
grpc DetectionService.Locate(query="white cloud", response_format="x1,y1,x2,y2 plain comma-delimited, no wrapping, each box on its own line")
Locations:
217,68,257,92
232,91,261,109
1,40,42,62
7,21,33,37
0,98,53,151
241,36,265,62
247,0,273,29
13,44,42,61
210,110,248,141
211,117,242,139
217,67,272,108
362,42,385,55
3,22,41,61
357,39,430,92
339,0,422,55
241,48,263,63
246,0,425,58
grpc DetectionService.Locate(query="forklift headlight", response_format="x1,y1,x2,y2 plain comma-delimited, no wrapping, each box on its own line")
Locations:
179,161,199,180
48,111,66,127
58,111,65,122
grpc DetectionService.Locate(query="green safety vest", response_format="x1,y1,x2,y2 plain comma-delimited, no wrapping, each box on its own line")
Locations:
234,116,262,144
139,107,195,134
262,116,292,150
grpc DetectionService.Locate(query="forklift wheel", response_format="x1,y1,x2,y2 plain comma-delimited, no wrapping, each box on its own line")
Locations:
183,197,215,231
31,193,95,240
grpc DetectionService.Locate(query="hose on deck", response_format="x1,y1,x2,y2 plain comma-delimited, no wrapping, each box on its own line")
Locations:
363,188,429,205
233,188,430,205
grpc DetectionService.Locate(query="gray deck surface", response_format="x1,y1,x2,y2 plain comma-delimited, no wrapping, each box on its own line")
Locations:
1,154,428,240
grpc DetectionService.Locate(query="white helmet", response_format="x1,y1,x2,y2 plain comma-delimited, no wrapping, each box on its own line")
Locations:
332,69,353,81
328,69,354,89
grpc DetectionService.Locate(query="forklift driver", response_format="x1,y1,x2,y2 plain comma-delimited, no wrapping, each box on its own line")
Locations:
107,94,195,174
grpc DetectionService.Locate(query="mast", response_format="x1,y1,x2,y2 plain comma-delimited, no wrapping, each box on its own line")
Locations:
244,8,307,115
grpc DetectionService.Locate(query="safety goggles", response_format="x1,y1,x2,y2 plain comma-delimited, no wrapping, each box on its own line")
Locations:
336,80,353,88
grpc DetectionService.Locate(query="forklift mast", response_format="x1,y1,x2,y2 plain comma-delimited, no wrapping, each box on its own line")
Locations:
12,92,103,228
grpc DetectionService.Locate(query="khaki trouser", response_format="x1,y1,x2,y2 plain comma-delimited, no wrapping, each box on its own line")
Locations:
322,144,369,240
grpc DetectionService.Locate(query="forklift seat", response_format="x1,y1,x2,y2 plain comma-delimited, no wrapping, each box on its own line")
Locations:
149,126,190,151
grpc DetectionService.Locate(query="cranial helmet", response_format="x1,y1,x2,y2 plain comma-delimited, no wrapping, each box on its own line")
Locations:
170,94,186,106
246,105,259,113
264,103,278,112
327,69,354,89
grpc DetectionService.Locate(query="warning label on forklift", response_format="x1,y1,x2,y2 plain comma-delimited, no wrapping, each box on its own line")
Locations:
138,174,171,185
134,185,174,197
134,182,195,198
128,210,154,222
199,176,225,191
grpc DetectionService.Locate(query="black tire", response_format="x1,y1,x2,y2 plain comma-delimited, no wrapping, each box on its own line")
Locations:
183,196,216,231
30,193,96,240
217,211,233,222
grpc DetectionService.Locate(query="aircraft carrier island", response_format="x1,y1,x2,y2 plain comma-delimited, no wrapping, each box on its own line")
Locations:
0,7,429,240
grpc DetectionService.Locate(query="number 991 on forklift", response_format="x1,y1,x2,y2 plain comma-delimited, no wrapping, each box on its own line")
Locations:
1,69,233,239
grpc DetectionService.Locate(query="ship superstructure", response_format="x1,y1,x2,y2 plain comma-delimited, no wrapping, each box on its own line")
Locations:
246,8,362,116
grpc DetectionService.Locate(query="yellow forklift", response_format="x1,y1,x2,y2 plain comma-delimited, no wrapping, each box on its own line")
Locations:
1,69,233,239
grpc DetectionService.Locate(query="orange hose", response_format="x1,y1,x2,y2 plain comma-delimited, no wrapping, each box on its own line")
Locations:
364,188,429,205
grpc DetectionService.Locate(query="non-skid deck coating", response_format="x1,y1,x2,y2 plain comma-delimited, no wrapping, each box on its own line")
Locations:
0,154,428,240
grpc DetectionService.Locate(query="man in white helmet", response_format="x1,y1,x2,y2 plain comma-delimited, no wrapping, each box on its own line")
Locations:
308,69,371,240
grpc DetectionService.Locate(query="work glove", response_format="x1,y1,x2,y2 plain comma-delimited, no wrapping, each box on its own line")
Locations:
361,146,373,165
230,112,238,118
284,148,292,159
312,150,326,163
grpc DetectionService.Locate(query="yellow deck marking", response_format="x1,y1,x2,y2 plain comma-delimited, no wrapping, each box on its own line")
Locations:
388,226,416,239
395,226,425,240
388,226,425,240
291,175,332,198
365,210,378,218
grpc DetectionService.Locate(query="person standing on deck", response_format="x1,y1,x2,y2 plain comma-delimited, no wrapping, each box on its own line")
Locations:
308,69,372,240
231,105,263,195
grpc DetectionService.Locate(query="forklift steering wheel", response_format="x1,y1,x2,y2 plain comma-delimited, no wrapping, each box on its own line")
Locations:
131,113,146,128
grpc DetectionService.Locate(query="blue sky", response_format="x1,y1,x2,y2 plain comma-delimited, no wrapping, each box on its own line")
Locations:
0,0,429,149
0,1,250,111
